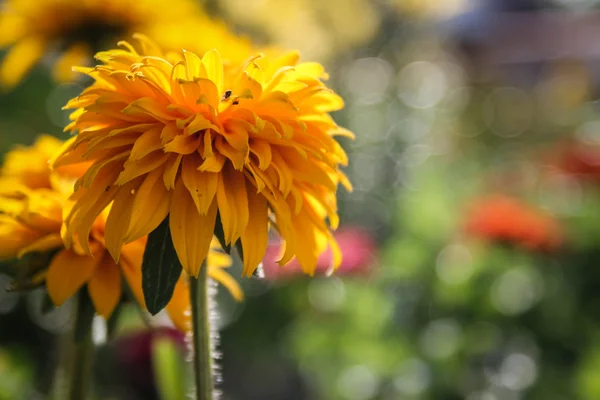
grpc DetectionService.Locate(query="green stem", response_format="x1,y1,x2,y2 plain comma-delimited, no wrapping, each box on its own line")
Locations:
189,260,214,400
68,292,94,400
106,303,122,341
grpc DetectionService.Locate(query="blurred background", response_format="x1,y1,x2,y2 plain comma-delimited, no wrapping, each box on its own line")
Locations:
4,0,600,399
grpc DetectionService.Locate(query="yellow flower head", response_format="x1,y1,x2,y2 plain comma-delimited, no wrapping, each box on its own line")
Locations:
0,0,251,87
1,135,58,188
54,35,353,279
0,135,242,330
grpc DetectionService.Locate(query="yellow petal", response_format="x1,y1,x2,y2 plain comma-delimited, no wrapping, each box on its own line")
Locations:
126,168,171,243
240,183,269,276
50,136,85,169
119,240,146,308
181,156,217,215
183,49,205,80
122,97,176,122
165,278,191,332
114,151,170,186
129,126,163,160
170,178,217,277
208,267,244,301
164,134,201,154
46,249,98,306
161,122,180,144
88,254,122,318
185,78,219,108
294,62,327,79
198,153,225,172
185,114,220,136
268,196,295,265
202,49,224,95
17,233,63,259
328,233,343,271
163,154,182,189
104,179,141,261
234,70,262,100
0,216,41,259
0,13,26,47
249,140,272,170
222,119,250,152
65,168,119,254
0,36,45,88
289,210,325,275
207,246,231,268
52,43,91,83
215,164,248,244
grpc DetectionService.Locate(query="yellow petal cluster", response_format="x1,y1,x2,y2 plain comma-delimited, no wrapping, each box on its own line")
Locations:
54,35,353,279
0,0,252,87
0,135,242,330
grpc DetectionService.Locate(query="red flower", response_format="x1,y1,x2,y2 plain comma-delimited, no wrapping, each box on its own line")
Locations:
556,140,600,182
464,195,562,251
262,226,377,280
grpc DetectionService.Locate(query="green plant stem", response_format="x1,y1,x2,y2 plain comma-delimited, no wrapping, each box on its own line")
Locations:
106,303,122,341
189,260,214,400
68,293,94,400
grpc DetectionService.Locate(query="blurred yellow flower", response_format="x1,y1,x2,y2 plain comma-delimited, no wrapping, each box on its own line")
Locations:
219,0,380,61
0,135,82,190
54,35,353,279
390,0,468,20
0,135,242,330
150,15,255,67
0,0,252,87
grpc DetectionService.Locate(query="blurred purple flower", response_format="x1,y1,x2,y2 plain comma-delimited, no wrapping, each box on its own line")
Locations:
98,327,185,400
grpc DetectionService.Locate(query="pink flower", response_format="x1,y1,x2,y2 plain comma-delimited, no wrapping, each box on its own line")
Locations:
262,226,377,280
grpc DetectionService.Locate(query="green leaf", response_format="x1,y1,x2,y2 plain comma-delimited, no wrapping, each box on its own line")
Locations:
142,216,183,315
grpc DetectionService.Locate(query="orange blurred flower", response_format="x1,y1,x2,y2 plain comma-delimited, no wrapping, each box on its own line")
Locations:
464,195,562,252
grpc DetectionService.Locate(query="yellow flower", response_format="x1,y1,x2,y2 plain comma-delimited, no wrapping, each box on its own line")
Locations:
218,0,380,61
148,15,255,67
0,0,251,87
0,135,242,330
0,135,77,190
390,0,468,19
53,35,353,279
